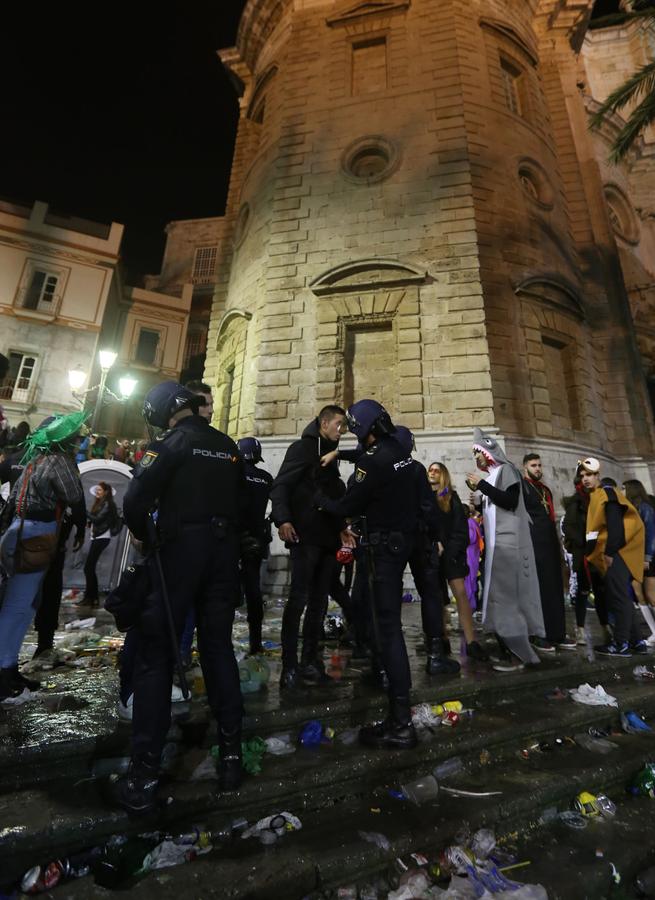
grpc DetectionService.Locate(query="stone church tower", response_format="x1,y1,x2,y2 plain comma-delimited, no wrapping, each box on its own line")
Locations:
204,0,655,491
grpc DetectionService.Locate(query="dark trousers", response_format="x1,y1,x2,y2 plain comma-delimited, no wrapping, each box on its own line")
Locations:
409,541,444,640
281,543,336,669
604,555,640,646
370,539,413,698
240,555,264,650
34,547,66,650
350,555,371,648
531,524,566,643
84,538,110,601
131,527,242,763
328,565,354,624
574,565,608,628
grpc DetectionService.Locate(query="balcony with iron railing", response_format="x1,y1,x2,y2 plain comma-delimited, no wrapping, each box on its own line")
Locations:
0,377,37,405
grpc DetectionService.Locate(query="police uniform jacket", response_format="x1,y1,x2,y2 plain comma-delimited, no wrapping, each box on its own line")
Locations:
243,460,273,545
319,435,437,538
123,415,247,542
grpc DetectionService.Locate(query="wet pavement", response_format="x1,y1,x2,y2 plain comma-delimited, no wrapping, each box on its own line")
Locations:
1,594,654,897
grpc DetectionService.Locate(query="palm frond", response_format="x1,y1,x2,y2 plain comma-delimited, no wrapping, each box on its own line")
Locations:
609,88,655,161
590,59,655,131
591,6,655,30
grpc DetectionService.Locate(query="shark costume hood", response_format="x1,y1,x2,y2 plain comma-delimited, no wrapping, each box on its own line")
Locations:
472,428,544,664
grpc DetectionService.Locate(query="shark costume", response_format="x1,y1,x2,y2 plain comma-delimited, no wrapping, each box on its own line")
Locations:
471,428,544,664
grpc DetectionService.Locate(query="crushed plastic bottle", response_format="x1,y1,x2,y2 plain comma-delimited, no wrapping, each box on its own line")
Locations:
359,830,391,852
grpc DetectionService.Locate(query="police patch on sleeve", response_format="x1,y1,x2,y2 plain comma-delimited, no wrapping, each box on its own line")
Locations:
355,467,367,483
140,451,159,468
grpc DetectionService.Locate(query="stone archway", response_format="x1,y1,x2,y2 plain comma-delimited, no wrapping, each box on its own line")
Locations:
213,309,252,434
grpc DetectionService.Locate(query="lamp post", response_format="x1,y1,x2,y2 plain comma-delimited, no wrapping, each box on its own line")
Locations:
68,352,137,433
91,350,117,433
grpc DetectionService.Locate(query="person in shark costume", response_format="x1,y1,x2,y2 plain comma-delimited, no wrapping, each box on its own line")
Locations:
466,428,544,668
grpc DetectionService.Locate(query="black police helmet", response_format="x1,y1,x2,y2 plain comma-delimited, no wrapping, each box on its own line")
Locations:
237,437,263,462
346,399,396,442
143,381,202,429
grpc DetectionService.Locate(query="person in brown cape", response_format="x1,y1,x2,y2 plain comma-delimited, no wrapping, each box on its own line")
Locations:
580,458,646,657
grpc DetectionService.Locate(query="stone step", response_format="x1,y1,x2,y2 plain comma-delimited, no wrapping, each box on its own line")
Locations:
3,701,654,897
1,658,653,886
0,648,644,793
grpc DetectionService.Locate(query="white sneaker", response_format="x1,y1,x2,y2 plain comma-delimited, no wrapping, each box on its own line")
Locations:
646,634,655,647
117,694,133,721
171,684,187,703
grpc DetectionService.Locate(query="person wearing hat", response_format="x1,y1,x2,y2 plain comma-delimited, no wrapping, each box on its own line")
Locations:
580,457,647,657
0,412,86,701
109,381,248,813
317,399,440,750
562,459,611,645
237,437,273,656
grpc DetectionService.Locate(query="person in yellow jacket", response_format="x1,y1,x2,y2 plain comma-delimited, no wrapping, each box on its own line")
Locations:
580,457,646,657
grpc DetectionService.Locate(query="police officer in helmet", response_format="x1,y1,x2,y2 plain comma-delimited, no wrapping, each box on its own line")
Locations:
110,381,247,813
236,437,273,655
317,399,431,750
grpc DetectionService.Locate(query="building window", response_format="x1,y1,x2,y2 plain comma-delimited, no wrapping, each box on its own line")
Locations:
341,135,400,184
541,335,580,432
603,184,640,244
352,36,388,96
183,327,207,370
192,246,218,284
500,56,525,117
134,328,160,366
23,270,59,312
517,159,554,209
0,351,38,403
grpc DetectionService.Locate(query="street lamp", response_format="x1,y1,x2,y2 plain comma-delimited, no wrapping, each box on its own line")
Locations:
68,352,137,432
91,349,117,433
118,375,137,399
68,366,87,392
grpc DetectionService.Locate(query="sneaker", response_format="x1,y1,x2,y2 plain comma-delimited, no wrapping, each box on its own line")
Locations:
118,694,133,721
171,684,188,702
557,636,577,651
530,637,556,653
575,626,586,646
630,640,649,655
492,658,525,673
646,634,655,647
595,641,631,658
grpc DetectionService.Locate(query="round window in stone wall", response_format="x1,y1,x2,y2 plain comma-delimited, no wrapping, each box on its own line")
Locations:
604,184,639,244
234,203,251,247
341,136,400,184
517,158,554,209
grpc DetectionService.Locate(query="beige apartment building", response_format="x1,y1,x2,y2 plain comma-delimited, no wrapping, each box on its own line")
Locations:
199,0,655,496
0,199,191,438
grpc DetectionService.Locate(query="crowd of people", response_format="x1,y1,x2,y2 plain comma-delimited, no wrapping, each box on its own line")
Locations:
0,384,653,816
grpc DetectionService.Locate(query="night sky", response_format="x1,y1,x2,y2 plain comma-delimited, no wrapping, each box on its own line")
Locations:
2,1,248,280
1,0,624,281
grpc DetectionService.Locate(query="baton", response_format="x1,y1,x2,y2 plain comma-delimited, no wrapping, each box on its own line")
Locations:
358,515,383,660
147,515,190,700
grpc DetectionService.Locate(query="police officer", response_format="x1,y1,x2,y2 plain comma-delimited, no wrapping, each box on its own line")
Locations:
237,437,273,655
110,381,247,814
317,400,431,750
393,427,461,677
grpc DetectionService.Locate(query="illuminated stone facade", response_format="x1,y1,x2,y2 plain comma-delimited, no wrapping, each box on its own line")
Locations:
205,0,655,494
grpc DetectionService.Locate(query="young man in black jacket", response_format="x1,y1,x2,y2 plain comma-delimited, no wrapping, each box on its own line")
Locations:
271,405,347,689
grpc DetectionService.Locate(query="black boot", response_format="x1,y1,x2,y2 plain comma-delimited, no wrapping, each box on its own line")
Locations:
108,757,160,815
217,725,243,792
8,665,41,692
359,695,418,750
0,669,22,702
426,638,461,675
466,641,489,662
298,647,331,684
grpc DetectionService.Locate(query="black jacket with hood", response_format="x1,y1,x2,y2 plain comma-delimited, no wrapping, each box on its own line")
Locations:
271,418,345,548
